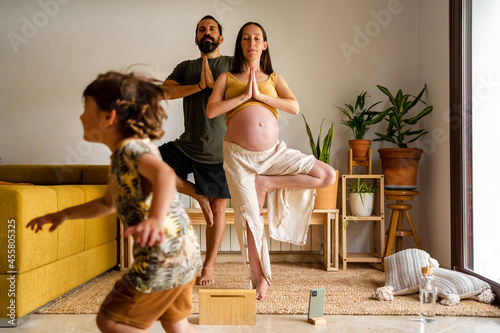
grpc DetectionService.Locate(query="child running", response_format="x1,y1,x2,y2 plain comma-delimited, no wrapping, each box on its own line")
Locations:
26,71,201,333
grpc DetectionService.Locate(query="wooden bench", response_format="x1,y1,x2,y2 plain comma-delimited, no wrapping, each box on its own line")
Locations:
186,208,340,271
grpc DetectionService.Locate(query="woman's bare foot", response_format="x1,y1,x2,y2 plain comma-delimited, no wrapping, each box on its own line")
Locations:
255,277,269,300
195,194,214,227
254,174,268,214
197,266,215,286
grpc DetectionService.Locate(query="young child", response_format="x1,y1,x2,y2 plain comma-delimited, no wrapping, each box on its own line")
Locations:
26,71,201,333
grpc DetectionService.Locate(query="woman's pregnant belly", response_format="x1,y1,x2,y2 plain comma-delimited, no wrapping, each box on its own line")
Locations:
224,105,279,151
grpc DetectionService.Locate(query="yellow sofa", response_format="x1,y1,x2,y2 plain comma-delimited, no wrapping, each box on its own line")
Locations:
0,165,118,320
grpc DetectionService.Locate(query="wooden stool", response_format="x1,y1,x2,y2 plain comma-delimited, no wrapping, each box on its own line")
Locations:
384,190,422,259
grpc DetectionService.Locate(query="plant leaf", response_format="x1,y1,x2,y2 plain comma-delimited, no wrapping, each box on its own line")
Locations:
366,108,390,125
377,85,397,107
406,106,433,124
408,84,427,109
407,131,429,143
319,123,334,164
373,133,396,144
302,114,319,159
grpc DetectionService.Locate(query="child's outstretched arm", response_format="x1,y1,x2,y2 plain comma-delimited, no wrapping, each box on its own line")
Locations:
26,187,116,233
124,154,176,248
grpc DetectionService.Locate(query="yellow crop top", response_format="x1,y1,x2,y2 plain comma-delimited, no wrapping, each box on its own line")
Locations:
224,71,279,125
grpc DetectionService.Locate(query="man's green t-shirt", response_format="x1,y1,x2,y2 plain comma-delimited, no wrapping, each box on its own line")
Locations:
167,56,232,164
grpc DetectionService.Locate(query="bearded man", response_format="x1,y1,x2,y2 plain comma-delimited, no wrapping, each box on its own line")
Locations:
159,15,232,286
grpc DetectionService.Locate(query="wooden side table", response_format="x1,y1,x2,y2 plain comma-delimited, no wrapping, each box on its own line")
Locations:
384,190,422,259
186,208,340,271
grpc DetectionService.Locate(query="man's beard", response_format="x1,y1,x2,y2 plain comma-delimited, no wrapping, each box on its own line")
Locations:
198,35,219,54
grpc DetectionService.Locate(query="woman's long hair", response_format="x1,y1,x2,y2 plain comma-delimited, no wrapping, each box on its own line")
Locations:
231,22,273,75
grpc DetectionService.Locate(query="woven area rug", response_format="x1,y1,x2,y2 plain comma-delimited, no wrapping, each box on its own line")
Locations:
38,262,500,316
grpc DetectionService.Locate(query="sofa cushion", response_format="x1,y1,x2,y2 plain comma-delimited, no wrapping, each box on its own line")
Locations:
75,185,117,250
83,241,118,282
48,186,85,260
0,187,58,274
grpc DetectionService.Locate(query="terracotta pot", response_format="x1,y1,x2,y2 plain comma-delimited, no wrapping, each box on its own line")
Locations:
314,170,339,209
348,139,371,160
378,148,423,190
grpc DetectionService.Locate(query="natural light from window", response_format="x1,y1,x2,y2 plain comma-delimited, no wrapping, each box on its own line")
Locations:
472,0,500,284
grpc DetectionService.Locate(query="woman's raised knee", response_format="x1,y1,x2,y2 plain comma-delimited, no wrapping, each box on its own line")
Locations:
311,161,336,188
318,163,336,188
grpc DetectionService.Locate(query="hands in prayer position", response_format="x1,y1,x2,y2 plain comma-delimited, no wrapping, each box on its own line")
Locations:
199,56,215,89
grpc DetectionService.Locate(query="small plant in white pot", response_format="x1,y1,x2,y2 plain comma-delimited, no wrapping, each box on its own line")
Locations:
346,178,379,217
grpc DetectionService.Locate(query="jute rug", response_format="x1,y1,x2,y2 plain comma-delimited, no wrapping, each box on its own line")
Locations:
38,262,500,317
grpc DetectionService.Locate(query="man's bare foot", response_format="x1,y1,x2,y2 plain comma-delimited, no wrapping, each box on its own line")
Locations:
197,266,215,286
195,195,214,227
254,175,268,214
255,279,269,300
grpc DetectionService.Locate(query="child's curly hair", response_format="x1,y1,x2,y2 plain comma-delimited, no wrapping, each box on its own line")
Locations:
83,71,167,140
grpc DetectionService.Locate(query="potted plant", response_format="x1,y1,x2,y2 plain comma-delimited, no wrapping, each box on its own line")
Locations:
346,178,379,217
373,84,433,190
333,91,387,159
302,114,339,209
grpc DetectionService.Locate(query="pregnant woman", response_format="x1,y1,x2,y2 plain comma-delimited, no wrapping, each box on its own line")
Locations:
207,22,336,300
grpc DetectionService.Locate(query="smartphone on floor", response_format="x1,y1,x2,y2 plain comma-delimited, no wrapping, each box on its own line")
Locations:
308,288,325,319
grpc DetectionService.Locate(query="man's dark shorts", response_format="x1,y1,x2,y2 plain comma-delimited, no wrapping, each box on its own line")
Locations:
159,142,230,199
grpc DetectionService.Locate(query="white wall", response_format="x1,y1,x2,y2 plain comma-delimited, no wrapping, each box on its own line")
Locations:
0,0,450,259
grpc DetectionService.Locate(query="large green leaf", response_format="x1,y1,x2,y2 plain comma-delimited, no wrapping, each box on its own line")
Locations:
390,114,401,132
408,84,427,109
407,131,429,143
406,106,433,124
302,114,319,159
367,108,390,125
377,85,396,107
316,118,325,157
373,133,396,144
319,124,334,164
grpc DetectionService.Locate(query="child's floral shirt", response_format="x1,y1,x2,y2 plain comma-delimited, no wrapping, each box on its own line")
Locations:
109,138,201,292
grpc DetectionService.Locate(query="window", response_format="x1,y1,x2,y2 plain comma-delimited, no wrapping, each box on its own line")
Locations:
450,0,500,299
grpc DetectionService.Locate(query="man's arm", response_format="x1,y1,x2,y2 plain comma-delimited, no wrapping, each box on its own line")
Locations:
162,79,202,100
161,56,218,100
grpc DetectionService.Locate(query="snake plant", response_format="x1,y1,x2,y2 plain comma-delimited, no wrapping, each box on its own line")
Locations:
302,114,334,164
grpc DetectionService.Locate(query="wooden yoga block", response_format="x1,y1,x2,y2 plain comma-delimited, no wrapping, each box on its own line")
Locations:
309,317,327,325
199,289,256,325
309,317,326,325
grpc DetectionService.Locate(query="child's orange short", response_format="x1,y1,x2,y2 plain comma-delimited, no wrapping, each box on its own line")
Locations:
99,276,196,329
